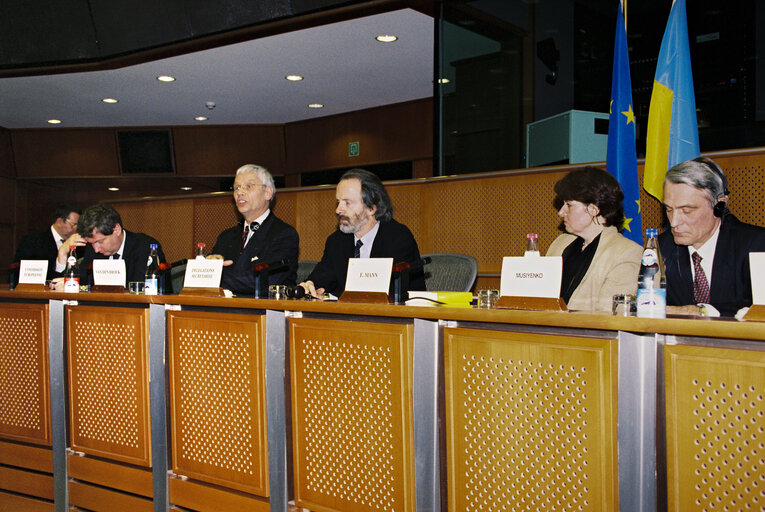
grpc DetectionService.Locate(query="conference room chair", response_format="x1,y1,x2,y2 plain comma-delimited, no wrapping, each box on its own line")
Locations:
421,253,478,292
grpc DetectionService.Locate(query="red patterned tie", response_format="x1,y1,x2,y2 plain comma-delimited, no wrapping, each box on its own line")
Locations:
692,252,710,304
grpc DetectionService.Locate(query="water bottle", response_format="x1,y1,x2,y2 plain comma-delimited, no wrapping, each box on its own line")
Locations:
525,232,540,256
636,228,666,318
63,246,80,293
144,244,160,295
195,243,206,260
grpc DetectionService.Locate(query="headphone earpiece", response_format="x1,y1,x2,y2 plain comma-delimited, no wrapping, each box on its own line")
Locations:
713,200,727,218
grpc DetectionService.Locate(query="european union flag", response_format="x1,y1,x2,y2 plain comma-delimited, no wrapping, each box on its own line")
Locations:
606,0,642,244
643,0,699,201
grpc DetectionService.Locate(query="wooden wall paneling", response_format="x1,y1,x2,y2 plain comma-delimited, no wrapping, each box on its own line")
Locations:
12,128,119,177
385,182,430,253
665,344,765,512
118,199,195,265
0,466,54,500
0,490,53,511
443,327,618,512
0,128,14,178
67,453,153,498
68,480,153,512
173,125,287,176
0,303,50,445
285,99,433,172
292,187,339,262
0,440,53,472
289,317,416,512
168,477,270,511
66,306,151,466
167,311,270,496
192,195,241,257
707,151,765,227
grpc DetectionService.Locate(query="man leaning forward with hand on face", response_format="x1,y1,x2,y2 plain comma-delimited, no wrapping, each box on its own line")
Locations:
299,168,425,299
208,164,299,295
659,157,765,317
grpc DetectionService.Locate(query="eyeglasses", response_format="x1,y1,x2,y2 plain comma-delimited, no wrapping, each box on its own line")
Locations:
64,218,78,228
232,183,267,193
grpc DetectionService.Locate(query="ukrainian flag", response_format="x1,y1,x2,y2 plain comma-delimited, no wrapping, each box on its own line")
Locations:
606,0,642,244
643,0,699,201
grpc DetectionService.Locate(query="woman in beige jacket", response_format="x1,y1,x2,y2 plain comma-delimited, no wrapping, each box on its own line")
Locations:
546,166,643,313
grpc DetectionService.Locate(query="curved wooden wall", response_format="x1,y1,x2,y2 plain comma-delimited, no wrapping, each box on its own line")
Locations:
114,148,765,290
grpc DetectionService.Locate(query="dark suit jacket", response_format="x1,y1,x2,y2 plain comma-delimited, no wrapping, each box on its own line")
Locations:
212,212,299,294
659,214,765,316
14,228,70,280
75,230,165,287
308,218,425,297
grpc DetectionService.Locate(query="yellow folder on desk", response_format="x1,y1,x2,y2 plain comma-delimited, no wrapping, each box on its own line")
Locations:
406,291,473,307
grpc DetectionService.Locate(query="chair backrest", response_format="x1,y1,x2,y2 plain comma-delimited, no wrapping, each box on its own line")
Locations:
421,253,478,292
169,262,187,294
296,260,318,284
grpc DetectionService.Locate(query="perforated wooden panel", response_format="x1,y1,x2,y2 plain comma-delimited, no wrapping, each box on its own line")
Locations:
117,199,194,265
443,327,618,512
0,303,50,445
167,310,269,496
67,306,151,466
192,196,240,255
665,344,765,512
292,187,339,261
290,318,415,512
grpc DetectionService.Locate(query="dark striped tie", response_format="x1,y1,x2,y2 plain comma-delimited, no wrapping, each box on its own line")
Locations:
354,239,363,258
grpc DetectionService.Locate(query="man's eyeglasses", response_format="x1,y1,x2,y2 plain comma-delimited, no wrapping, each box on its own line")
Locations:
232,183,267,193
64,218,78,228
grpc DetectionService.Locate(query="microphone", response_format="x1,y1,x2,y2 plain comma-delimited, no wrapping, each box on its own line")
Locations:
252,258,292,273
392,256,431,273
285,285,307,299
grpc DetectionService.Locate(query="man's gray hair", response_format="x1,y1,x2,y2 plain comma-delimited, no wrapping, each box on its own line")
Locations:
236,164,275,194
664,158,727,207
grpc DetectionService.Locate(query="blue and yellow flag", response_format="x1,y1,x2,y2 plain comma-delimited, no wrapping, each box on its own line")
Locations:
643,0,699,201
606,0,642,244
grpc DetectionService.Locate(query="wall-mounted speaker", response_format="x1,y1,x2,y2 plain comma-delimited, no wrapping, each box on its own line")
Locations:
117,130,175,174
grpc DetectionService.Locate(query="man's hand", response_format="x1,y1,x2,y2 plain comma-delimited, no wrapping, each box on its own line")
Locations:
206,254,233,266
56,234,86,265
299,280,325,299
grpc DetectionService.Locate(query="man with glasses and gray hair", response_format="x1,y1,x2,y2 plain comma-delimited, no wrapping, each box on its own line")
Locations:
209,164,299,294
659,157,765,317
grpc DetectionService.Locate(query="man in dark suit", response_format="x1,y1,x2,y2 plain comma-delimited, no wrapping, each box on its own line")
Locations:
300,168,425,298
13,204,81,279
209,164,299,295
51,203,165,288
659,157,765,317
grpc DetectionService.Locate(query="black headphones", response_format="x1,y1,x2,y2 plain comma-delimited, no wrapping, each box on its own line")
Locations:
693,157,729,218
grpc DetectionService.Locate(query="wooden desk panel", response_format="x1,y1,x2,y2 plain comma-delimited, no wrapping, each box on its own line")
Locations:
665,345,765,512
66,305,151,466
444,327,618,512
289,317,415,512
0,302,50,445
167,310,269,497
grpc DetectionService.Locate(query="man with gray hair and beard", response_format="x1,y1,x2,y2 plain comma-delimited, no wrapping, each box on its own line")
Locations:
659,156,765,317
299,168,425,298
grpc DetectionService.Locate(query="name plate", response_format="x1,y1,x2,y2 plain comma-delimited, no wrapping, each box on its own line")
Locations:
184,259,223,288
345,258,393,293
93,259,127,286
499,255,562,298
750,252,765,304
19,260,48,284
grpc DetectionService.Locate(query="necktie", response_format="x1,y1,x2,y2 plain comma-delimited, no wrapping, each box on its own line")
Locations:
112,253,120,260
241,222,260,252
354,239,363,258
692,252,710,304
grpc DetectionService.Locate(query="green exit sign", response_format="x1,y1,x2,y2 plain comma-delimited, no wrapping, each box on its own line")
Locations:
348,141,359,157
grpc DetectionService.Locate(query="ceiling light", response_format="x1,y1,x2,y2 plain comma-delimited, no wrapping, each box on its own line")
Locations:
102,98,119,104
108,187,120,192
47,119,61,124
157,75,176,82
437,78,451,84
308,103,324,109
285,75,304,81
180,186,192,191
194,116,208,121
375,35,398,43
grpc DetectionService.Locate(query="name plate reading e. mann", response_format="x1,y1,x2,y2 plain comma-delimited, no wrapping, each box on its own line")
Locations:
345,257,393,293
500,255,562,298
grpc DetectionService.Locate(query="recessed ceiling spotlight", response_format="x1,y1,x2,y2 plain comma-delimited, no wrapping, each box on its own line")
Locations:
157,75,176,82
285,75,304,81
47,119,62,124
376,35,398,43
108,187,120,192
102,98,119,104
308,103,324,109
194,116,208,121
180,186,192,191
437,78,451,84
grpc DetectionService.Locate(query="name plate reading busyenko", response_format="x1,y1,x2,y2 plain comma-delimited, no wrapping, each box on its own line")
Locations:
345,257,393,293
92,259,127,286
19,260,48,284
184,258,224,289
500,256,562,298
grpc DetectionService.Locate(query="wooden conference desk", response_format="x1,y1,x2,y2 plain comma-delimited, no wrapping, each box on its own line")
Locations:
0,290,763,512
